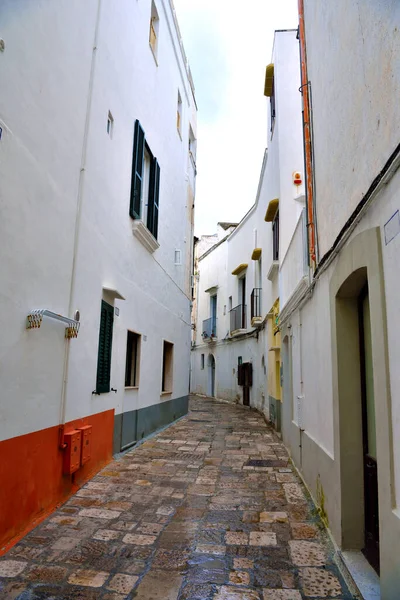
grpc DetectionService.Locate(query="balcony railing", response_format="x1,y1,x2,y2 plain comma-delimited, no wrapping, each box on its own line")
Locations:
230,304,246,332
250,288,262,320
202,317,217,339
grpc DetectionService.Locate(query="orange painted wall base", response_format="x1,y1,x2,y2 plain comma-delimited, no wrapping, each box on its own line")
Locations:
0,409,114,553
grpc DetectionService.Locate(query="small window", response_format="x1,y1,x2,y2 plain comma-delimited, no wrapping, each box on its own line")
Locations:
189,125,197,162
270,79,276,135
201,354,205,370
238,356,243,366
228,296,232,311
174,249,181,265
96,300,114,394
149,1,159,60
125,331,141,387
162,341,174,393
107,111,114,138
272,210,279,261
177,91,182,136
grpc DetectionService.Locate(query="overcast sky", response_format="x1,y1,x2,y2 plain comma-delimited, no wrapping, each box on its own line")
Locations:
173,0,299,235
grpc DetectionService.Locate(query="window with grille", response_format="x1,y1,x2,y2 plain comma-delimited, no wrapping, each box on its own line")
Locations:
96,300,114,394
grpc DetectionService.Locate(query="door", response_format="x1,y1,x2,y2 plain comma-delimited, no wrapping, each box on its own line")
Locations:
208,354,215,397
242,362,252,406
210,295,217,336
359,285,379,573
240,276,246,328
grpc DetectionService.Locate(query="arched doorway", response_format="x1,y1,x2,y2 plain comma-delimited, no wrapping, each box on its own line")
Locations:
336,267,379,572
207,354,215,397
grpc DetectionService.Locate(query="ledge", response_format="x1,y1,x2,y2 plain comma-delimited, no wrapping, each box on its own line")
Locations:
132,220,160,253
232,263,248,276
251,316,263,328
230,328,247,337
264,63,274,97
125,386,139,390
267,260,279,281
161,391,172,397
251,248,262,260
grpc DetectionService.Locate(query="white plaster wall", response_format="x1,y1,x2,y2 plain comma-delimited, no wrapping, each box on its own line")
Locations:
0,0,97,440
304,0,400,256
0,0,197,439
274,31,305,263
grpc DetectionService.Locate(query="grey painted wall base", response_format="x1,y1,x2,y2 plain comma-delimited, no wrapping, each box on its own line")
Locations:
113,395,189,454
269,395,281,432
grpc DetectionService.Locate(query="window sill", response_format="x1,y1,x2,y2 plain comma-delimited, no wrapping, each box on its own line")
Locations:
161,390,172,396
125,386,139,390
132,220,160,253
149,43,158,66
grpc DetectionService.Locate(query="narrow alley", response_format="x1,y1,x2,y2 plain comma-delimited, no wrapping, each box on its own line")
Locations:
0,397,353,600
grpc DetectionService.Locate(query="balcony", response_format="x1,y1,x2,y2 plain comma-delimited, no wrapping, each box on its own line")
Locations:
230,304,247,335
250,288,262,327
202,317,217,341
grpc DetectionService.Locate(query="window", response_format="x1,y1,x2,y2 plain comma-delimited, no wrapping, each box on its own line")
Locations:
201,354,205,370
272,210,279,261
96,300,114,394
174,249,182,265
177,91,182,137
270,79,276,134
125,331,141,387
107,111,114,138
189,125,197,163
228,296,232,311
130,119,160,240
162,341,174,393
149,1,159,60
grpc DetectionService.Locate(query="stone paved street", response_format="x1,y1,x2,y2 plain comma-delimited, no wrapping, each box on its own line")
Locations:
0,397,354,599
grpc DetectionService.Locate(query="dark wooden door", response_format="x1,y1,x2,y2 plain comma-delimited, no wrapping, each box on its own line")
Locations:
241,362,252,407
359,285,379,573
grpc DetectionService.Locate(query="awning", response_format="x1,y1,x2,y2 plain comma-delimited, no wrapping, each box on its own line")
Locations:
231,263,248,276
264,63,274,97
251,248,262,260
264,198,279,222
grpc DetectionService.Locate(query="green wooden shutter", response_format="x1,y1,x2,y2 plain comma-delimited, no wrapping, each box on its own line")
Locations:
96,300,114,393
147,157,160,239
130,120,145,219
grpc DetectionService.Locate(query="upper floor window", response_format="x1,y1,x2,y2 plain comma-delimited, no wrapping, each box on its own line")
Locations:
149,1,159,61
189,125,197,166
177,91,182,137
272,210,279,261
130,119,160,240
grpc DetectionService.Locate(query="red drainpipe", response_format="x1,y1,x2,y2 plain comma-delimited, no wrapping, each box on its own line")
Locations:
298,0,316,267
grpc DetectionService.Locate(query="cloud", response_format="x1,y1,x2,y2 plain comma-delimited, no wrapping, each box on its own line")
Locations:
174,0,299,234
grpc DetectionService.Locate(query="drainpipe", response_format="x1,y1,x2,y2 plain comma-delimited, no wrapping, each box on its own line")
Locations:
298,0,316,269
59,0,102,449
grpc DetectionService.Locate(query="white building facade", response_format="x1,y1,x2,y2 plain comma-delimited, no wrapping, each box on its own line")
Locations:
278,2,400,594
0,0,196,549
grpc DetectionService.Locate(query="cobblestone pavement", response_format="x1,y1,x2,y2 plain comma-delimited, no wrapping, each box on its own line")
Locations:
0,396,354,600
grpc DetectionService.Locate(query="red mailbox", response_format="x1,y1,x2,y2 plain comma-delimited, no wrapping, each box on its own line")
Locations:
63,430,82,474
78,425,92,466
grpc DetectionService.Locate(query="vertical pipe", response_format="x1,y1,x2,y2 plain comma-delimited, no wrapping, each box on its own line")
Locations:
59,0,102,448
298,0,316,268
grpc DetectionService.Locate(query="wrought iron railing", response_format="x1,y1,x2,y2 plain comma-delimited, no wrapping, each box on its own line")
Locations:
250,288,262,320
230,304,246,332
202,316,217,339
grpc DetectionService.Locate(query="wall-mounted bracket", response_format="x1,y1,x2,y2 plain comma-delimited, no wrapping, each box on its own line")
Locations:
26,309,80,338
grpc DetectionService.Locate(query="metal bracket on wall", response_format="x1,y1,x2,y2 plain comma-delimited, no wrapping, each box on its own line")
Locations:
26,309,80,338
